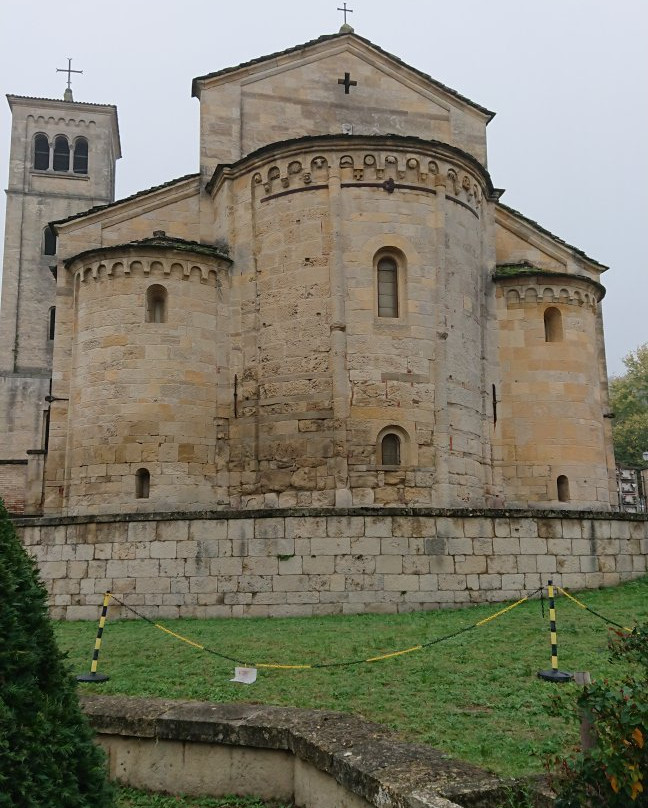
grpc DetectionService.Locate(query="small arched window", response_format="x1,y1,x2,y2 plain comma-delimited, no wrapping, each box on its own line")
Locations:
544,307,563,342
48,307,56,341
377,255,399,317
381,433,401,466
73,137,88,174
557,475,570,502
135,468,150,499
43,227,57,256
52,135,70,172
34,134,50,170
145,284,167,323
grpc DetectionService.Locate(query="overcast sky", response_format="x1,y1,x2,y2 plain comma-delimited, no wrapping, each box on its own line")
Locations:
1,0,646,376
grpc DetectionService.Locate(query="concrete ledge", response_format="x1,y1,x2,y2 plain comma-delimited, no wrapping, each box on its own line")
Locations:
81,694,518,807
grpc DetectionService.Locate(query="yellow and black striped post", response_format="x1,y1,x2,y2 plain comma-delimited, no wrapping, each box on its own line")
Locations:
538,579,573,683
76,592,111,683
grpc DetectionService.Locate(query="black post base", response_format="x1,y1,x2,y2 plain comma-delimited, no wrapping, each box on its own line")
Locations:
76,672,109,683
537,669,573,683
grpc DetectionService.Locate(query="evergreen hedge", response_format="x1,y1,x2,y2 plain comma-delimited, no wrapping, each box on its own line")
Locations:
0,501,114,808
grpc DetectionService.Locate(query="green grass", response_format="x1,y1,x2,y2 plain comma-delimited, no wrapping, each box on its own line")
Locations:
55,577,648,779
117,788,290,807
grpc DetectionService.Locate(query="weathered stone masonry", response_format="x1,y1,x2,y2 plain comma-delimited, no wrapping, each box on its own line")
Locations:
15,508,648,620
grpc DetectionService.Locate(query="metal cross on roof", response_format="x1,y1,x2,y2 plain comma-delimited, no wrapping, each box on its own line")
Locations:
337,2,353,24
56,58,83,91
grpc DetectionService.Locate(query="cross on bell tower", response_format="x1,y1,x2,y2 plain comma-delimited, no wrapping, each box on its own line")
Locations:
56,58,83,102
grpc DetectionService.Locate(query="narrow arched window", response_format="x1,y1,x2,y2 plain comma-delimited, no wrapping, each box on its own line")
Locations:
73,137,88,174
52,135,70,172
135,468,150,499
377,256,399,317
48,307,56,341
145,284,167,323
43,227,57,256
381,433,401,466
544,307,563,342
34,134,49,170
557,475,570,502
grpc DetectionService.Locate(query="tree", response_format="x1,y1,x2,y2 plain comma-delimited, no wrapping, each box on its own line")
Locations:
609,343,648,467
0,500,114,808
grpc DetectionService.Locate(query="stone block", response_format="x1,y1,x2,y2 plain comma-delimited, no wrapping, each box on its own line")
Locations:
157,521,189,542
487,555,517,574
150,541,177,559
326,516,364,538
424,537,446,555
255,519,285,539
438,574,467,591
472,538,493,555
381,537,409,555
383,574,420,592
210,557,243,576
310,537,350,555
428,555,454,573
455,555,487,574
350,536,381,555
536,555,557,573
463,517,494,539
136,577,171,594
519,537,547,555
285,516,327,539
375,555,402,574
364,516,393,537
402,556,430,574
447,537,472,555
492,537,520,555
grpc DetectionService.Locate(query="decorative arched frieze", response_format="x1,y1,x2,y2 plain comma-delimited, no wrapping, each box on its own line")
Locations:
498,278,600,312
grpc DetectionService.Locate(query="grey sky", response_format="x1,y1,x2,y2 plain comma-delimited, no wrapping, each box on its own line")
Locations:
1,0,646,376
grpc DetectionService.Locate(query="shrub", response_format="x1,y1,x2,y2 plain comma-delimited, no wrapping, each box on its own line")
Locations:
549,625,648,806
0,500,114,808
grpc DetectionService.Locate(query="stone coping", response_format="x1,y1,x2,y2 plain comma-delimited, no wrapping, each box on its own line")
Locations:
81,694,521,807
12,505,648,527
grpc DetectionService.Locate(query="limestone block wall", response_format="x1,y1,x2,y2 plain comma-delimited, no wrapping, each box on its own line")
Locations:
15,508,648,620
494,273,613,509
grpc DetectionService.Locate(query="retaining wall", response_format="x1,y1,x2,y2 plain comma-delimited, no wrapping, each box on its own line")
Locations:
81,694,516,808
14,507,648,620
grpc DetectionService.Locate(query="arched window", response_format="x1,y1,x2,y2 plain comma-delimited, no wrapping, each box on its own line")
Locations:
52,135,70,172
377,255,399,317
48,307,56,341
544,307,563,342
145,284,167,323
34,134,49,170
381,433,401,466
557,475,570,502
73,137,88,174
43,227,57,256
135,468,150,499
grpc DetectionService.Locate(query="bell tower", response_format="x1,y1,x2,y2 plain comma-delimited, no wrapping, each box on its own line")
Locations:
0,87,120,512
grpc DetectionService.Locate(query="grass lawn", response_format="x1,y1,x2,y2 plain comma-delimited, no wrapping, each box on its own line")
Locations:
117,789,290,807
56,577,648,779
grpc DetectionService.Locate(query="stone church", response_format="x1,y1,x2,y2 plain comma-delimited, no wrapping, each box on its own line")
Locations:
0,27,617,519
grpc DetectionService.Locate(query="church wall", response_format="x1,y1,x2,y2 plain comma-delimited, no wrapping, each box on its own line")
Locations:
15,509,648,620
196,37,489,173
494,277,613,509
99,194,201,246
43,249,231,515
